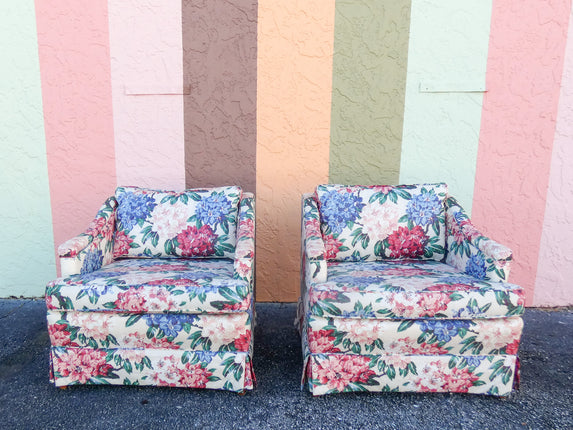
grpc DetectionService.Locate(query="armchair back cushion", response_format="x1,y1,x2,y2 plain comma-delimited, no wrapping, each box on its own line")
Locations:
113,186,242,258
316,183,447,262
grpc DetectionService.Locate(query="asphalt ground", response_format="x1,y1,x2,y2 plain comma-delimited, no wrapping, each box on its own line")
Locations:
0,300,571,430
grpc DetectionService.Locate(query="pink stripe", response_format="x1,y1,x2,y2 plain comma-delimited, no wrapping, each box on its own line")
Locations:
473,0,571,305
534,12,573,307
35,1,117,271
109,0,186,190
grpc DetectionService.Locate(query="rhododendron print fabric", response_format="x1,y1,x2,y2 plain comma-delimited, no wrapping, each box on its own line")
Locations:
113,186,241,259
316,184,447,262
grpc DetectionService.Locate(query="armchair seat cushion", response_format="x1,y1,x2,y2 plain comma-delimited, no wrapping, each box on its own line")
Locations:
308,260,524,320
46,258,251,314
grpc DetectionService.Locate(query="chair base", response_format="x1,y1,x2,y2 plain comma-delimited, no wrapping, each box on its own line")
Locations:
49,347,254,392
303,352,518,396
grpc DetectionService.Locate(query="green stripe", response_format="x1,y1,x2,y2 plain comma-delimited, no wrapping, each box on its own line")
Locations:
0,2,56,296
329,0,412,185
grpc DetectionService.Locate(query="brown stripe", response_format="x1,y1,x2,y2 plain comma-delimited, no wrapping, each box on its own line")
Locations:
182,0,257,192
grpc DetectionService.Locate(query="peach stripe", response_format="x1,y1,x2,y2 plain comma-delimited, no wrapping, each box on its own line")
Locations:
473,0,571,305
256,1,335,301
35,0,117,269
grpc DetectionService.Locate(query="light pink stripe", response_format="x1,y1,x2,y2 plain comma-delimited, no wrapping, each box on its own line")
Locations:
534,9,573,307
473,0,571,305
109,0,186,190
35,0,117,271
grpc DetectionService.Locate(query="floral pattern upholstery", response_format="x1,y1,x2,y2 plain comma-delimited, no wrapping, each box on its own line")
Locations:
299,187,524,396
316,183,448,262
46,189,255,392
113,186,241,259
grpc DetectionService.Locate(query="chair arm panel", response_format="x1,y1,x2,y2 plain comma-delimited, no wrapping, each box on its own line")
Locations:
302,193,327,284
445,196,512,282
233,193,255,286
58,196,117,277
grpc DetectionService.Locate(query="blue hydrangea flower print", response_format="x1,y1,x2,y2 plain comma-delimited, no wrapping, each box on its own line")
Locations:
465,356,484,367
145,314,194,338
81,249,104,275
341,309,376,319
406,189,442,226
321,190,365,234
417,320,470,342
196,192,232,226
117,191,157,231
466,254,487,279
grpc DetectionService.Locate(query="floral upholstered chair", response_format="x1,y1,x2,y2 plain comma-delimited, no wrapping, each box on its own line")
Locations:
46,186,255,392
298,183,524,396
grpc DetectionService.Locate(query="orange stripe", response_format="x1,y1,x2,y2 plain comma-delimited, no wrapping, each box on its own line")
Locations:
473,0,571,305
256,1,335,301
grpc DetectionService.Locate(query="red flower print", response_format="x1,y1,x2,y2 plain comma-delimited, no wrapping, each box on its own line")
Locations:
505,339,520,355
55,349,112,384
425,283,475,292
48,323,78,347
308,329,340,353
114,287,147,312
417,293,451,317
315,355,375,392
234,331,252,352
222,297,251,312
443,366,479,392
113,230,133,258
177,225,217,257
323,234,343,260
179,363,213,388
238,218,255,238
387,226,428,258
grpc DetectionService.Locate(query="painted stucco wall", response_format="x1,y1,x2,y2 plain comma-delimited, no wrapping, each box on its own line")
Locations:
329,0,411,185
256,0,334,301
35,0,117,275
473,0,571,305
0,1,56,296
182,0,257,193
534,6,573,306
3,0,573,306
400,0,492,213
109,0,186,190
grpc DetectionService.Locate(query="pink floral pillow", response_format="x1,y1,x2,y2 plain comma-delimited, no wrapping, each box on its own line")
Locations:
316,183,447,262
113,186,242,259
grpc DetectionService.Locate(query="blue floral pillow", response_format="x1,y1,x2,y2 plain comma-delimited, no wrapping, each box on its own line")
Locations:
113,186,242,258
316,184,447,262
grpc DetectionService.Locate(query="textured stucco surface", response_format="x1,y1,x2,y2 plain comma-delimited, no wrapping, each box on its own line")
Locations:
329,0,411,185
399,0,492,213
534,8,573,307
35,0,117,275
473,0,571,305
256,1,334,301
0,2,56,296
109,0,186,190
182,0,257,192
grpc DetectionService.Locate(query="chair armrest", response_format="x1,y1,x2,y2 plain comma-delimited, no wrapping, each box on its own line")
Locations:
445,196,512,282
302,193,327,284
58,196,117,277
233,193,255,286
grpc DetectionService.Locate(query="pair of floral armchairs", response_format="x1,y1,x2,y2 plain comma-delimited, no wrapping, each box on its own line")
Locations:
45,183,524,396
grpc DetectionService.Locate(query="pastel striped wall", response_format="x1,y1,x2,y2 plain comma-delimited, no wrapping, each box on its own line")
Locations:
0,1,55,296
109,0,186,190
473,0,572,306
3,0,573,306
